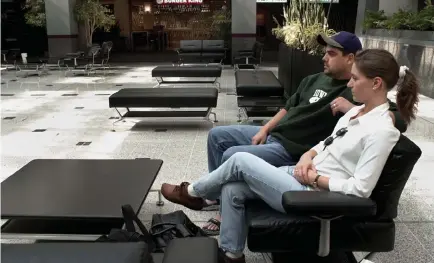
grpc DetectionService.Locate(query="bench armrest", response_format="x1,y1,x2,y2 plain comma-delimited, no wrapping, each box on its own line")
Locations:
282,191,377,218
162,238,218,263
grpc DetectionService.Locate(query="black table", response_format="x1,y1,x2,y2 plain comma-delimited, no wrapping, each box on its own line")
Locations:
151,65,222,91
1,159,163,241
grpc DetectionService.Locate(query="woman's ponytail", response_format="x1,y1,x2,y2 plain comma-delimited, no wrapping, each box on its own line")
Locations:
354,49,420,124
396,69,420,124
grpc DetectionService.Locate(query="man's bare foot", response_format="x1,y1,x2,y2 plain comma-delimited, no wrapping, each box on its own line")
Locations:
202,199,220,211
205,200,218,205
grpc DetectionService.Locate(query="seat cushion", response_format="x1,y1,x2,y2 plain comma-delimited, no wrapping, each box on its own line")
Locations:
163,237,218,263
202,40,224,49
2,242,151,263
152,65,222,78
237,97,286,107
246,201,395,253
178,53,202,59
202,40,226,55
179,40,202,52
109,88,218,108
236,71,283,97
201,53,225,59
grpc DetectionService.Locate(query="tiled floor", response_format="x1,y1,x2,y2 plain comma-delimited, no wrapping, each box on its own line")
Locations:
1,63,433,263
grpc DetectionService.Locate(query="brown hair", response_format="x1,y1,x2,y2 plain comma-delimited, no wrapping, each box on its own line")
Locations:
354,49,419,124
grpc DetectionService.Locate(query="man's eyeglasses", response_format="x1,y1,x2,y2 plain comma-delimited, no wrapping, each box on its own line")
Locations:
323,127,348,150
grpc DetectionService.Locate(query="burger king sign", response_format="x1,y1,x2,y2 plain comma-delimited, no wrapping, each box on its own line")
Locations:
156,0,203,4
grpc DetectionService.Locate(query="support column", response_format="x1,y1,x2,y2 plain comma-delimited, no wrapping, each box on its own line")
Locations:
379,0,418,15
45,0,79,57
231,0,257,62
355,0,379,35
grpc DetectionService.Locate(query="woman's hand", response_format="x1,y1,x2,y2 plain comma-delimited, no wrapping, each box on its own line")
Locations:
294,168,319,186
294,155,316,184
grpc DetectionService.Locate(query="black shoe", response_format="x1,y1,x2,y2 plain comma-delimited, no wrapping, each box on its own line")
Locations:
218,248,245,263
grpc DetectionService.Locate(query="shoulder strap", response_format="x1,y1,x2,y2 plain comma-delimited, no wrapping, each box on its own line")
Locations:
121,204,152,237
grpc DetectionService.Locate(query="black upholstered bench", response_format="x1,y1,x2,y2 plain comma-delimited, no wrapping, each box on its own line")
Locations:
109,88,218,124
235,70,286,121
152,65,222,91
2,237,219,263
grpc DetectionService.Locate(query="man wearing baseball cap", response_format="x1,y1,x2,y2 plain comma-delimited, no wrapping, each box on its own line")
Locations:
317,31,363,54
198,31,406,240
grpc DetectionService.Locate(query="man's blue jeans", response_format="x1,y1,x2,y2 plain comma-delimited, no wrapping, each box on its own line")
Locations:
207,125,295,172
192,152,309,254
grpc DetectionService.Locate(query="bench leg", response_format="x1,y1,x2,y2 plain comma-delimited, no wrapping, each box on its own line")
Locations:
111,108,126,131
205,108,218,123
149,189,165,206
153,77,163,88
209,112,217,123
237,107,247,123
214,79,221,92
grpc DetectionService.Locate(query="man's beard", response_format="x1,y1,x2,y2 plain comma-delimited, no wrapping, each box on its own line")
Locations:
325,68,344,79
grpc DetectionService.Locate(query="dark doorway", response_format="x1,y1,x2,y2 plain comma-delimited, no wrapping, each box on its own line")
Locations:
1,0,48,57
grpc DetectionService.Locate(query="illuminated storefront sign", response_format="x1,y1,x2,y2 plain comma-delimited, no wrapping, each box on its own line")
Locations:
156,0,203,4
256,0,286,2
256,0,339,2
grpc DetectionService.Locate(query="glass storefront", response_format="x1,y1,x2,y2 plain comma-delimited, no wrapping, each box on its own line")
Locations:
130,0,231,51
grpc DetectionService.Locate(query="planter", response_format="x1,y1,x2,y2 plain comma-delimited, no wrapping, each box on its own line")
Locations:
361,30,434,99
365,29,434,41
278,43,324,98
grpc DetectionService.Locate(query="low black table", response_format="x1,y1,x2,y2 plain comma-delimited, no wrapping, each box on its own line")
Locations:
151,65,222,91
109,88,219,126
235,70,285,121
1,159,163,241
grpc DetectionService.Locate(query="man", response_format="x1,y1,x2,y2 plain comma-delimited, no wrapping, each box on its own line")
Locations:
200,31,407,234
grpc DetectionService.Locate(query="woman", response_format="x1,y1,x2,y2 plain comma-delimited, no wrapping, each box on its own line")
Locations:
160,49,420,263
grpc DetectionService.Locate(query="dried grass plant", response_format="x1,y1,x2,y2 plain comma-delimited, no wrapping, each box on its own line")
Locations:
272,0,336,55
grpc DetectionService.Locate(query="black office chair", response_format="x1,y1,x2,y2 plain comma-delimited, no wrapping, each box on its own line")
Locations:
233,41,264,70
245,134,422,263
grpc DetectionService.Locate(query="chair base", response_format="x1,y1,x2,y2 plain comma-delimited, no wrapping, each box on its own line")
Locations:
271,251,358,263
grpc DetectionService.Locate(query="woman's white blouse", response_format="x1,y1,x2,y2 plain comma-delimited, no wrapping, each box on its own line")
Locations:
311,103,400,198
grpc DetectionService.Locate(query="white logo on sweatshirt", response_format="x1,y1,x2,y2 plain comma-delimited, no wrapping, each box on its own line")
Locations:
309,89,328,104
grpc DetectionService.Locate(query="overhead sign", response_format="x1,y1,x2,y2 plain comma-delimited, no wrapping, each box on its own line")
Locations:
256,0,339,2
156,0,203,4
256,0,286,2
303,0,340,2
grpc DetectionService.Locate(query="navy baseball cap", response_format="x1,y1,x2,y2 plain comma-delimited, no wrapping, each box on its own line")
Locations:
317,31,362,54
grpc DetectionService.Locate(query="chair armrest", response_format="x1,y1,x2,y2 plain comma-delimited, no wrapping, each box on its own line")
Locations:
282,191,377,218
234,55,254,60
237,51,254,57
65,51,84,57
162,237,218,263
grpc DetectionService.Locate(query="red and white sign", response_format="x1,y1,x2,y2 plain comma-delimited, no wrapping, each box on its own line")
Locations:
156,0,203,4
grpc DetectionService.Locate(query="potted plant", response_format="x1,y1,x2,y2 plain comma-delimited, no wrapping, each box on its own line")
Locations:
272,0,335,98
211,9,232,64
23,0,46,28
363,0,434,40
22,0,48,57
74,0,116,48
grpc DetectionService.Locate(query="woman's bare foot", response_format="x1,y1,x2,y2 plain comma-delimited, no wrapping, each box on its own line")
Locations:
202,215,221,236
